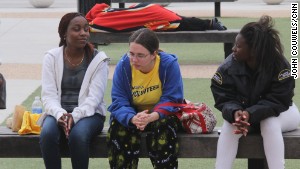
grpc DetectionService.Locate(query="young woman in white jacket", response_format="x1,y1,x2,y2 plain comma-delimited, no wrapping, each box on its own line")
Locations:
39,12,109,169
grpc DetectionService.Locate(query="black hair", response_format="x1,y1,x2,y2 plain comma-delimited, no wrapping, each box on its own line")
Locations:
58,12,94,62
240,15,286,77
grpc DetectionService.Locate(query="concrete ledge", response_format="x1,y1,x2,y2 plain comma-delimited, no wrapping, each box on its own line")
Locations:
1,126,300,159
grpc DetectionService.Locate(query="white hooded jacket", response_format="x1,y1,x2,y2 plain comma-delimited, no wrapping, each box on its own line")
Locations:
41,46,109,124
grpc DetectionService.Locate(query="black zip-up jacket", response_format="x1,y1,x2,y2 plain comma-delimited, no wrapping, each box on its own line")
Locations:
211,55,295,126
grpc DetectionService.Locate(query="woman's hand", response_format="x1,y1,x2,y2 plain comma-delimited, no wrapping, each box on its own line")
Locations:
131,110,160,131
131,110,149,131
58,113,74,139
232,110,250,136
58,115,68,128
64,113,74,138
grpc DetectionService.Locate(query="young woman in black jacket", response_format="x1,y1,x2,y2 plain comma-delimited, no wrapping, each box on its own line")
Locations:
211,15,300,169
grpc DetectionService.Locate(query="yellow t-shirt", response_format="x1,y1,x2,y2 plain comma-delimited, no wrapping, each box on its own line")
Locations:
132,55,162,112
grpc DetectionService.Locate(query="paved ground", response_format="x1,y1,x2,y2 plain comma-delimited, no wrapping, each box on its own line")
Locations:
0,0,296,123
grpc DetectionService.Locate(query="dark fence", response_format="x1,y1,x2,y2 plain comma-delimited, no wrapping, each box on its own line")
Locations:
78,0,111,15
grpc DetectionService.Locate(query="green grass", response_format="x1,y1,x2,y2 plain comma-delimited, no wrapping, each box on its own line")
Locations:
1,158,300,169
2,17,300,168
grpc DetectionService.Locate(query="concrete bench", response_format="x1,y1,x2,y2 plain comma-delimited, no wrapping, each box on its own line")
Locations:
1,126,299,169
89,30,239,59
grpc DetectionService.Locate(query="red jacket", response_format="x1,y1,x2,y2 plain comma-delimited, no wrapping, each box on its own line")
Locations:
86,3,182,32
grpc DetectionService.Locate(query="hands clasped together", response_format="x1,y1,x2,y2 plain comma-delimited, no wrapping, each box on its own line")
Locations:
233,110,250,136
131,110,159,131
58,113,74,138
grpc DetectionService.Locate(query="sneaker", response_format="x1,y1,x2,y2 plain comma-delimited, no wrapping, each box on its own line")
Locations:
211,18,227,31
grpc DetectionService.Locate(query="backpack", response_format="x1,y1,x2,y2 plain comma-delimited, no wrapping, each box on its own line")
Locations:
154,100,217,134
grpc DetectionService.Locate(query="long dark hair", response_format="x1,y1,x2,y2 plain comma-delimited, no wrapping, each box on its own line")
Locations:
240,15,286,77
129,28,160,54
58,12,94,62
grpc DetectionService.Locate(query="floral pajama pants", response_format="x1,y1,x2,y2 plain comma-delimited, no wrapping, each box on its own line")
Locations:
107,115,181,169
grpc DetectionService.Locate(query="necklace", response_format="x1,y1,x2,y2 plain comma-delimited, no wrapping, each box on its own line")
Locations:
64,50,84,67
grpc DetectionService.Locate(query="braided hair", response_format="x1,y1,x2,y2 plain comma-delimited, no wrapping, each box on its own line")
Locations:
58,12,94,62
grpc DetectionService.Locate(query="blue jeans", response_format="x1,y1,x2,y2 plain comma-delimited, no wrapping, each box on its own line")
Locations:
39,114,105,169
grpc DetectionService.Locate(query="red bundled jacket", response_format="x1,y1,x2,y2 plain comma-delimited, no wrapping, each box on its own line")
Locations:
86,3,182,32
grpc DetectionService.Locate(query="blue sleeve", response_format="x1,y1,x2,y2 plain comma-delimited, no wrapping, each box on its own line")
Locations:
107,58,136,128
